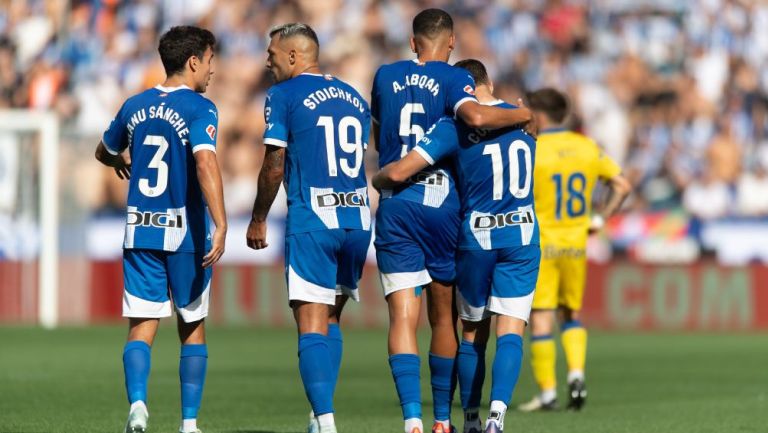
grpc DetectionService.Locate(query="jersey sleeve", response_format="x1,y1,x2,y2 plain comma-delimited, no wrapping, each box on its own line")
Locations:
189,100,219,154
595,145,622,180
263,85,290,147
413,117,459,165
101,102,129,155
370,67,382,125
446,68,478,114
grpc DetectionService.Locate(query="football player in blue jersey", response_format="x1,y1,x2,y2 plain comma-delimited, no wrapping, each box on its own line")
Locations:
246,23,372,433
371,9,536,433
374,59,539,433
95,26,226,433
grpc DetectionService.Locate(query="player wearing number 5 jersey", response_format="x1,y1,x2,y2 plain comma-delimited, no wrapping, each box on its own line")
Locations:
95,26,226,433
517,88,630,414
371,10,535,433
375,59,539,433
246,23,371,433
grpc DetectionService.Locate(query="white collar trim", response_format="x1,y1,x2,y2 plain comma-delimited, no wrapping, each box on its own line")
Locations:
155,84,191,92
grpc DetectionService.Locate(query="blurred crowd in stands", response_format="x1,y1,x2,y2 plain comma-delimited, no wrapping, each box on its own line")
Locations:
2,0,768,225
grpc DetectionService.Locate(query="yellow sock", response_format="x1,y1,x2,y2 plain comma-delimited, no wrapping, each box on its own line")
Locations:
561,322,587,380
530,336,557,392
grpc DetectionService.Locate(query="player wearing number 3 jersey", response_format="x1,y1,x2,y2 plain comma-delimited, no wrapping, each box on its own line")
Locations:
246,23,371,433
96,26,226,433
371,9,535,433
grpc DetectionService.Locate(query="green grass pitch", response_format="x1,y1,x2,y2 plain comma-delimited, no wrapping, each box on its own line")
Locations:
1,326,766,432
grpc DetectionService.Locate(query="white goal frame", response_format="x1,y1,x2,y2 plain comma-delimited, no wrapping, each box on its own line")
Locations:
0,110,59,329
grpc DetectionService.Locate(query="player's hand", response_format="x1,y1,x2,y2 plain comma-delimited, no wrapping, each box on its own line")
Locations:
202,228,226,268
246,219,268,250
114,153,131,180
588,214,605,235
517,98,538,138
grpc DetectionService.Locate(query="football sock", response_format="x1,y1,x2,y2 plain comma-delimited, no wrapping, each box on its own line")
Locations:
561,320,587,383
181,418,198,432
317,412,335,428
298,333,334,416
530,334,557,400
429,352,456,424
457,339,486,411
490,334,523,406
179,344,208,421
123,340,151,404
404,417,423,433
327,323,343,395
389,354,422,421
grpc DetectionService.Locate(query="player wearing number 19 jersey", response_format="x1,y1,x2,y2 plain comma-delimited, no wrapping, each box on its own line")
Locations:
372,10,535,433
518,88,630,414
374,59,539,433
95,26,227,433
246,23,371,433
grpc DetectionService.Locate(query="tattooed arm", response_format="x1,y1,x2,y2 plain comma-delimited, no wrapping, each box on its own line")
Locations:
246,145,286,250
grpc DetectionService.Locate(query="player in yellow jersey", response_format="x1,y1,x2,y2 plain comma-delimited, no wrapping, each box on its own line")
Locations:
518,88,631,412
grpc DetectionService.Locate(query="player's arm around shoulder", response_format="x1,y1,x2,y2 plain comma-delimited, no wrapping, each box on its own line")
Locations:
372,117,455,190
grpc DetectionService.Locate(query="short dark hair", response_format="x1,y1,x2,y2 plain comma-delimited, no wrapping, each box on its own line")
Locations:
526,88,570,123
454,59,489,86
158,26,216,77
269,23,319,47
413,8,453,38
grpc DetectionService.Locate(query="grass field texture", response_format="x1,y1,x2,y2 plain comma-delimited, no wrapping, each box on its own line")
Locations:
1,326,766,433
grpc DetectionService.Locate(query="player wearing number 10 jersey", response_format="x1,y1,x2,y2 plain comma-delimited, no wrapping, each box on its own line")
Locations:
246,23,371,433
95,26,227,433
372,9,535,433
375,59,539,433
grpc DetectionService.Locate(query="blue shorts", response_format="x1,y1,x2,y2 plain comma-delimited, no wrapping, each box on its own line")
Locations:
375,198,460,296
455,245,541,322
122,249,212,323
285,228,371,305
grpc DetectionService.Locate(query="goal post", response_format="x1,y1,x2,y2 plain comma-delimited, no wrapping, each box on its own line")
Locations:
0,110,60,329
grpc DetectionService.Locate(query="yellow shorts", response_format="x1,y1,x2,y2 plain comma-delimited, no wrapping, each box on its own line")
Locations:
533,239,587,311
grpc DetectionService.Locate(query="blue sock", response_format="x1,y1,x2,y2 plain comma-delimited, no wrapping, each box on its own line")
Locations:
298,333,334,416
429,352,456,421
389,354,422,420
179,344,208,420
490,334,523,405
123,341,151,404
457,339,486,410
327,323,343,396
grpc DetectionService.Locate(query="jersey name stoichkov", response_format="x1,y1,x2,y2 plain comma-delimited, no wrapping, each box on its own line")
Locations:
263,73,372,235
102,85,218,253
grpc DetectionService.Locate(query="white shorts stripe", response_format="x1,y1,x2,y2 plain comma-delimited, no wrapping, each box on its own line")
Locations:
380,270,432,297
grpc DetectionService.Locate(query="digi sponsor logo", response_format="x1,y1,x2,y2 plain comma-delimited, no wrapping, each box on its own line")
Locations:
127,210,184,228
409,170,445,186
206,124,216,140
316,192,366,208
473,209,534,230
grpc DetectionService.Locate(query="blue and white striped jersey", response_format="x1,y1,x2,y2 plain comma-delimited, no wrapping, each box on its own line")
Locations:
415,101,539,250
371,60,477,210
102,85,218,253
263,73,371,235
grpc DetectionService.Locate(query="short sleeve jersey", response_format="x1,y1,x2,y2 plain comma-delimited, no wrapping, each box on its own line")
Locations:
263,73,371,235
102,85,218,253
371,60,477,210
533,129,621,233
415,101,539,251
